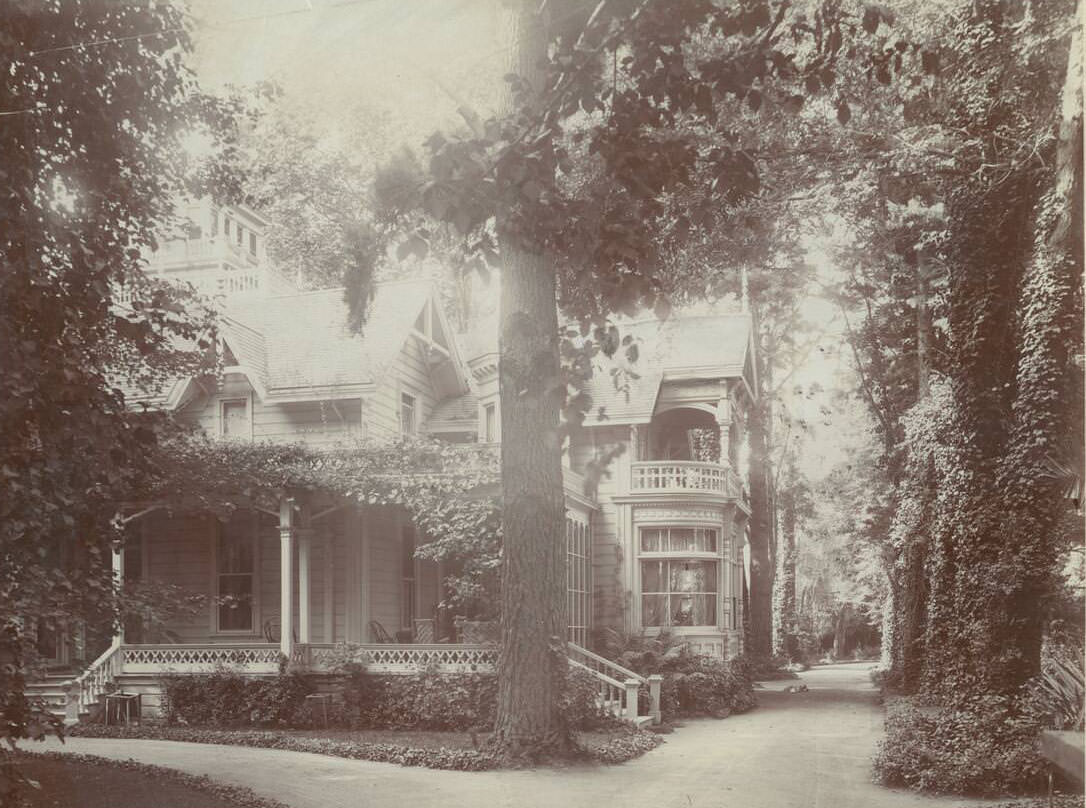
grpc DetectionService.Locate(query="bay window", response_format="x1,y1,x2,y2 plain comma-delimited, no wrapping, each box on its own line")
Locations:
639,527,720,628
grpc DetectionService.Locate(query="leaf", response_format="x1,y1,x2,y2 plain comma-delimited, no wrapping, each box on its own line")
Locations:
782,95,805,115
862,5,880,34
747,89,763,113
836,100,851,125
921,47,940,75
804,74,821,94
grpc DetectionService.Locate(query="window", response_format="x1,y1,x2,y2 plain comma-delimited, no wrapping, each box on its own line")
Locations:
249,232,257,255
221,399,250,439
236,223,244,245
185,223,202,240
567,517,591,646
483,404,496,443
217,524,255,632
400,393,416,434
639,527,720,628
401,524,416,630
223,217,232,239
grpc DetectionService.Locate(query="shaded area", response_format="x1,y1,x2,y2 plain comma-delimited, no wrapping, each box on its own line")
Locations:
34,663,1005,808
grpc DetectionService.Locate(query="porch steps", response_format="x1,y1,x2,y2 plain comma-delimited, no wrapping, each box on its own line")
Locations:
25,676,73,720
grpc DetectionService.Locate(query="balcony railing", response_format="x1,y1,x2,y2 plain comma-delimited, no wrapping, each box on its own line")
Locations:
630,460,744,499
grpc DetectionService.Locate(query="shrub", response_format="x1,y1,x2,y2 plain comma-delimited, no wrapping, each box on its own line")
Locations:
1024,645,1084,731
161,671,312,727
593,629,757,721
873,697,1047,795
341,667,498,731
340,664,609,732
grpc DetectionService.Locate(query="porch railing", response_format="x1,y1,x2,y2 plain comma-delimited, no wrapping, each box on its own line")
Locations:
630,460,743,499
298,643,498,674
120,644,282,674
59,639,122,721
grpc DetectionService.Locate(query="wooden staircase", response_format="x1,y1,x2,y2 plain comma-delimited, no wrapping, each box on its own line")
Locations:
566,642,661,728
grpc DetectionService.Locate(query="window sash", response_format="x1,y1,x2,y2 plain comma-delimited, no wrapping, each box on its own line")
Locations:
640,558,719,628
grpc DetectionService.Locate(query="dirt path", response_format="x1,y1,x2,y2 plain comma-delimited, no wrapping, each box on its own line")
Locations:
34,663,999,808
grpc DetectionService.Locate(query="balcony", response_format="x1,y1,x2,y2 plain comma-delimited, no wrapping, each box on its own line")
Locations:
630,461,744,500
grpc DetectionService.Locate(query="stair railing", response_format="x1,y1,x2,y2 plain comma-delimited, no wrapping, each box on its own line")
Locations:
64,638,122,721
566,642,662,724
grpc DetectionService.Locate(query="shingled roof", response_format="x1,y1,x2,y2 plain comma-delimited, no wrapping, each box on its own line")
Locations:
223,279,443,402
580,313,754,425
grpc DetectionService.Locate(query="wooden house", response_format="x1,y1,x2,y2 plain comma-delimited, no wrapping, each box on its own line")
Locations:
29,204,755,726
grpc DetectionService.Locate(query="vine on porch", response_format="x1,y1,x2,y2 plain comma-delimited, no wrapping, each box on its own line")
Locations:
135,429,503,616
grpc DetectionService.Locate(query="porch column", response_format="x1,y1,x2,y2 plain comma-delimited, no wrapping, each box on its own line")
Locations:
297,524,312,644
112,543,125,643
278,498,295,659
716,396,732,467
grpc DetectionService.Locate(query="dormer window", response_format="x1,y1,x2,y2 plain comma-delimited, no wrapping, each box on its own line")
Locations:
221,398,251,439
400,393,416,434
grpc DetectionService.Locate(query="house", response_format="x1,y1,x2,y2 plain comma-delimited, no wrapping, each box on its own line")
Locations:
29,202,755,725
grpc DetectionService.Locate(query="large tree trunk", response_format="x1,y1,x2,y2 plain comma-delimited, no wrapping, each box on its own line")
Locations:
491,0,571,760
775,479,798,660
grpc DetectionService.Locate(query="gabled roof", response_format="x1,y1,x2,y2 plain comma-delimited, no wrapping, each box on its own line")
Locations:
581,313,755,426
220,279,466,403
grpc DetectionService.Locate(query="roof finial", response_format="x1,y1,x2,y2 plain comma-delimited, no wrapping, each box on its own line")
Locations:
740,267,750,313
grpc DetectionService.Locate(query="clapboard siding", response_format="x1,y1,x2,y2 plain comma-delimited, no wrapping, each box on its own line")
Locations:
179,374,363,446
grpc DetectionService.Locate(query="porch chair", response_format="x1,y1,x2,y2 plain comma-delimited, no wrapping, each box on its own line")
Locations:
369,620,395,644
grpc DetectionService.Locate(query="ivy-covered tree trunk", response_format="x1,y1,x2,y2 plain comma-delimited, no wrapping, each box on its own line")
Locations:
746,334,775,658
491,0,571,760
774,481,798,660
989,11,1083,688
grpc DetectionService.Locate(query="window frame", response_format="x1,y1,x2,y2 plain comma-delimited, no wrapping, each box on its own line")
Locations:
400,523,416,631
483,403,496,443
566,516,592,646
220,396,253,440
637,525,723,631
211,515,260,636
399,391,416,435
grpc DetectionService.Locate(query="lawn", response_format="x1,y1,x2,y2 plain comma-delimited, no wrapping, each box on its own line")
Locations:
10,752,285,808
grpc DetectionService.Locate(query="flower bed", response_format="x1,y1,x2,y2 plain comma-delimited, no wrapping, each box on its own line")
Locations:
67,723,663,769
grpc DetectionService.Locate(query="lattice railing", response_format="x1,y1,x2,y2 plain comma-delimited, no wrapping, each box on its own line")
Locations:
120,644,282,674
300,643,497,674
630,461,742,498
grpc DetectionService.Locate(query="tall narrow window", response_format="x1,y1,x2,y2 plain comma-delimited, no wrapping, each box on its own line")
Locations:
401,524,416,630
400,393,416,434
217,525,254,632
249,232,258,255
566,517,591,646
483,403,496,443
221,399,250,439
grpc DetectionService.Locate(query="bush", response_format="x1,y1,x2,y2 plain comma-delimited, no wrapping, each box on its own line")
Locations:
593,629,758,721
873,697,1047,795
161,671,312,728
340,664,607,732
341,668,498,731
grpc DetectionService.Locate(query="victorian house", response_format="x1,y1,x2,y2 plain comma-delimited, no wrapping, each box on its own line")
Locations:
29,201,755,725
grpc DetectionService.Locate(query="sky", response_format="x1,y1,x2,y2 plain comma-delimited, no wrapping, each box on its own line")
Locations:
183,0,874,482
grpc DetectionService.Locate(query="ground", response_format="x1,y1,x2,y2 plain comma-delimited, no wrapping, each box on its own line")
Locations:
33,663,1011,808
